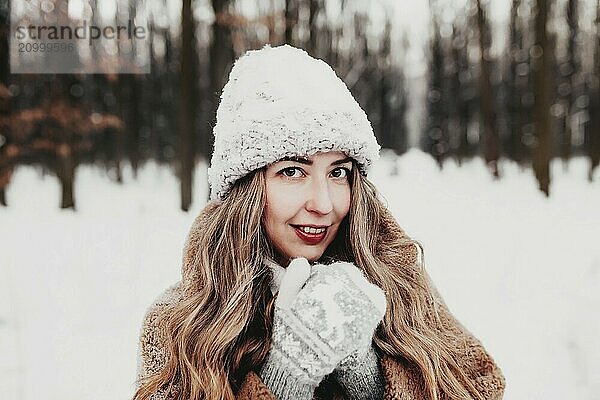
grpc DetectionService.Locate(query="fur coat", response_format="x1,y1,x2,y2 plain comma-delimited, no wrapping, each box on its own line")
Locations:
136,202,505,399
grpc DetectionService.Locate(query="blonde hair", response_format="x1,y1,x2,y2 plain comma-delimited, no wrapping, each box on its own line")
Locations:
133,165,483,400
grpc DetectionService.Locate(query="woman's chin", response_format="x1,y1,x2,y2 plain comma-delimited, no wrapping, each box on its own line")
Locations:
298,249,325,263
285,248,325,264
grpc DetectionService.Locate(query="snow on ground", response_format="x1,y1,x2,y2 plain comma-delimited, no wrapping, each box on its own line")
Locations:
1,149,598,400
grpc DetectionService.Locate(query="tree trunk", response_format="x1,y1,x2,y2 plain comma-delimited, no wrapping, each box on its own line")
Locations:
122,75,141,177
0,0,10,206
562,0,579,162
309,0,320,56
533,0,553,195
589,0,600,180
47,73,78,209
109,76,124,183
284,0,297,45
508,0,526,163
379,22,392,150
57,144,75,209
422,17,448,167
119,5,141,177
180,0,196,211
209,0,234,137
475,0,500,178
208,0,233,202
0,1,8,95
0,150,11,206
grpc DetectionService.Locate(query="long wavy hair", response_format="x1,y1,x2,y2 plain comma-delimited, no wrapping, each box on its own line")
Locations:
133,164,483,400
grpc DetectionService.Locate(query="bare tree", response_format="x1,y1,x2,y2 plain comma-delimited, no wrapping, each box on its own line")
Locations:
209,0,234,148
284,0,298,44
561,0,580,162
379,21,408,154
475,0,500,178
309,0,320,56
588,0,600,180
533,0,553,195
449,22,472,162
0,0,9,206
179,0,197,211
506,0,528,163
421,15,449,167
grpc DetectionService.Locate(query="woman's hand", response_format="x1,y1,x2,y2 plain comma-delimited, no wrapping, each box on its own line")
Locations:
259,258,386,399
312,261,387,399
308,260,386,358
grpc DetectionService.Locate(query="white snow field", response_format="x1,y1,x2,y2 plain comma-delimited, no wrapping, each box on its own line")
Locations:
1,148,598,400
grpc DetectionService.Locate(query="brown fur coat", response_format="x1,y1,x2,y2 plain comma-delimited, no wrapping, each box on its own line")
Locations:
136,203,505,399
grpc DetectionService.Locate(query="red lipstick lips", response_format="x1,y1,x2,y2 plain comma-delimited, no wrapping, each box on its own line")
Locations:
292,225,328,245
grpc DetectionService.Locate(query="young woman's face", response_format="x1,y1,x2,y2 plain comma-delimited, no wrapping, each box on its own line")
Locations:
263,151,353,266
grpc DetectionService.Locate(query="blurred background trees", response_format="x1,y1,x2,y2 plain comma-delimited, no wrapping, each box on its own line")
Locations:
422,0,599,195
0,0,598,210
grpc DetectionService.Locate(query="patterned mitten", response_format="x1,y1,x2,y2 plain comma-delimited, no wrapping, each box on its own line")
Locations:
259,258,387,400
333,345,385,399
320,261,386,399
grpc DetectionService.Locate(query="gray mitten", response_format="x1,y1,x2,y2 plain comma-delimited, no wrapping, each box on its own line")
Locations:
259,258,387,400
334,346,384,399
317,262,386,399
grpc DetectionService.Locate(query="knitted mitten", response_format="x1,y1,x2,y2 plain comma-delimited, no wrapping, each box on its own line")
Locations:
323,260,386,399
259,258,387,400
333,345,384,399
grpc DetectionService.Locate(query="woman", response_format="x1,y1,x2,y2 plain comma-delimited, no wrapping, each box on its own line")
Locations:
134,45,505,400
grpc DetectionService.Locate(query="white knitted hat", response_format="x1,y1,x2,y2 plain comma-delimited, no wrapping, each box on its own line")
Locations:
208,44,380,201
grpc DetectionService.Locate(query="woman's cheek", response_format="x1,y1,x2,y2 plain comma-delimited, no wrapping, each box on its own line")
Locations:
284,182,311,206
332,183,351,215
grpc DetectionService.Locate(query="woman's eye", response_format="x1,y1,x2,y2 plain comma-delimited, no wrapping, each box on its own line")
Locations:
330,167,350,179
280,167,302,178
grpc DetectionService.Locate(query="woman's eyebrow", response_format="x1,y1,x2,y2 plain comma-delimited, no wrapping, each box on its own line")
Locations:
278,156,352,166
331,157,353,166
280,156,311,165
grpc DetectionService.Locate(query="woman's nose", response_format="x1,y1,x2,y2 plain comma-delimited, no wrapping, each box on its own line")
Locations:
305,177,334,215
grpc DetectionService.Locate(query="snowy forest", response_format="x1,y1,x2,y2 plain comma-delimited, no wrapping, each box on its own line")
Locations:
2,2,600,400
0,0,599,210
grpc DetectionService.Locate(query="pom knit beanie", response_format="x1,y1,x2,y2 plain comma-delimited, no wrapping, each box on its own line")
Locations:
208,44,380,201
